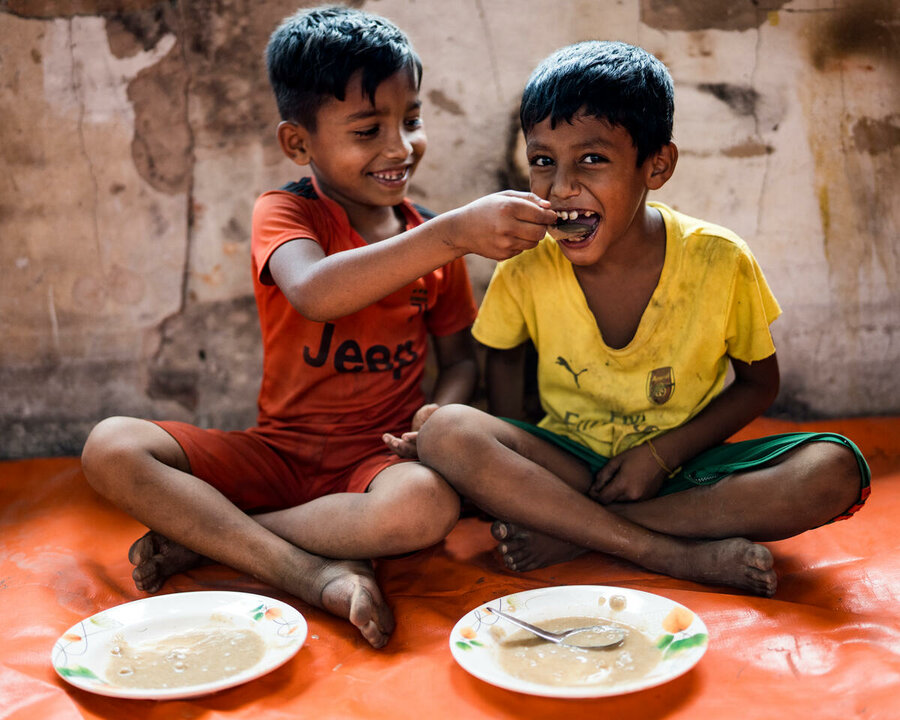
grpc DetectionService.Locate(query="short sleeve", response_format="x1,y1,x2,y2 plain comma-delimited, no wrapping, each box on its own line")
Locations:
251,192,321,286
724,248,782,363
472,261,531,349
424,257,478,337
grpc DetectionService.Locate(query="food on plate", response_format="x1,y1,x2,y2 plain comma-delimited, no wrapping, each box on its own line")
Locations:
494,615,660,687
106,628,265,689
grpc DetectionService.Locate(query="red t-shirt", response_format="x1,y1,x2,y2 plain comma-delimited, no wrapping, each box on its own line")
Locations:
250,176,477,437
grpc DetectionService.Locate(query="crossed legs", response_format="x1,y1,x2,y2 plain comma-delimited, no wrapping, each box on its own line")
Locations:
81,417,460,648
418,405,863,596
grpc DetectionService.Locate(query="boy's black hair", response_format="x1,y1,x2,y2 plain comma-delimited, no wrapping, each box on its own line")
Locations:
520,41,674,165
266,5,423,129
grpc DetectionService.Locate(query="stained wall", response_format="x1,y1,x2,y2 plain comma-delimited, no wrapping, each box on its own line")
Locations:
1,0,897,458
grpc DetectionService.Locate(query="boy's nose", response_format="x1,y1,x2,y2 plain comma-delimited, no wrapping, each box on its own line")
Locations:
383,130,414,160
549,168,580,199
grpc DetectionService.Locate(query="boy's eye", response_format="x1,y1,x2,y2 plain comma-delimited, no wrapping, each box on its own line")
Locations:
405,116,423,129
528,155,554,167
583,153,609,164
354,126,379,138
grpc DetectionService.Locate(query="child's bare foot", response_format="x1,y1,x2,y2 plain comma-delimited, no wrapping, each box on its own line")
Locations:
313,559,395,649
491,521,586,571
656,537,777,597
491,522,776,596
128,531,394,648
128,531,208,593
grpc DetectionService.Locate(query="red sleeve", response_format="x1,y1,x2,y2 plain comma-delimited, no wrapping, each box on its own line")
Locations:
251,191,326,286
425,256,478,337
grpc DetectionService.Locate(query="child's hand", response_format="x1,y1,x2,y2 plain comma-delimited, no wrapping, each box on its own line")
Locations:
448,191,557,260
382,403,440,459
589,445,666,504
382,430,420,458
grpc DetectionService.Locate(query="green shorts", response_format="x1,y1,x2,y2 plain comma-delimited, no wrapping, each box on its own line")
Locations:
503,419,871,523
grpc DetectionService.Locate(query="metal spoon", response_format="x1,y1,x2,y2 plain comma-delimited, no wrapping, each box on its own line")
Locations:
486,607,627,649
547,223,591,241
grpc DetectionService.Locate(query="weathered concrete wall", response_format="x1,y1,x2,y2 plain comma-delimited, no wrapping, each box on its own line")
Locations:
1,0,898,458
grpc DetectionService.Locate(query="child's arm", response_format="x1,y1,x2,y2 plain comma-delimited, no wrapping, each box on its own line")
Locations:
430,330,479,407
591,353,780,504
269,191,555,322
382,328,477,458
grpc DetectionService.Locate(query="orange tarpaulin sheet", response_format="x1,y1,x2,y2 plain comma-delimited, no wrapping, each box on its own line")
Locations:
2,416,899,719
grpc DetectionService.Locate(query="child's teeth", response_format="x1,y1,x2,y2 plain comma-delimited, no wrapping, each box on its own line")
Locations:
555,210,598,221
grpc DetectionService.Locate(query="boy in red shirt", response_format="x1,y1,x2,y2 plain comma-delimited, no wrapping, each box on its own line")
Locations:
81,6,555,648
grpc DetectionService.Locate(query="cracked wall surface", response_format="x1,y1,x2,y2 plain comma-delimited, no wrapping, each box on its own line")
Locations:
1,0,898,458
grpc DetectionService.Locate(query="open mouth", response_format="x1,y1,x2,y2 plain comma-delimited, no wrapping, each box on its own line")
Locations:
369,167,410,186
547,209,600,243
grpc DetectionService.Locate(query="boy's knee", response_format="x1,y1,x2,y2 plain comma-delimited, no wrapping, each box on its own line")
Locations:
388,468,460,548
83,417,126,476
418,403,482,458
809,441,864,512
81,416,153,492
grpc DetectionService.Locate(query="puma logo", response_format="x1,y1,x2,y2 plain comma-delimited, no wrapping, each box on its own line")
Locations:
556,356,587,388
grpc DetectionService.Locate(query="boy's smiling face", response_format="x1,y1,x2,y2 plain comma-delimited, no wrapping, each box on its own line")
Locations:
285,68,426,214
526,112,671,267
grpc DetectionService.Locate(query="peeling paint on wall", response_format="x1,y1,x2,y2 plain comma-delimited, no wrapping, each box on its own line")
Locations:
852,115,900,154
697,83,760,117
793,0,900,413
147,295,262,415
807,0,900,71
801,2,899,291
128,45,192,193
2,0,898,459
427,88,466,116
640,0,790,32
721,140,773,158
3,1,164,19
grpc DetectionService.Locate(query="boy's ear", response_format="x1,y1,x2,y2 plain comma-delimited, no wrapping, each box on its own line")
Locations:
277,121,312,166
645,142,678,191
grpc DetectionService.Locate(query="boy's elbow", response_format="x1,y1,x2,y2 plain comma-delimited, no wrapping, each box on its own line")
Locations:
763,355,780,400
293,303,331,323
759,379,779,412
282,284,335,322
768,373,780,404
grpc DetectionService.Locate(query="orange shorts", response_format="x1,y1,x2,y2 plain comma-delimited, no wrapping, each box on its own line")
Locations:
154,421,411,511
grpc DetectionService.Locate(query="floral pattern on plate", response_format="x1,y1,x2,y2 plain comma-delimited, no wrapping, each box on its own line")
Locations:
52,591,307,699
450,584,708,698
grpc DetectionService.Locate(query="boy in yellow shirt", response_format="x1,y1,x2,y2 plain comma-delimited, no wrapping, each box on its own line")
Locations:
418,41,870,596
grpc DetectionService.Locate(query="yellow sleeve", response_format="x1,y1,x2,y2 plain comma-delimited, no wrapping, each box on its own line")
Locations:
471,260,531,349
724,248,782,363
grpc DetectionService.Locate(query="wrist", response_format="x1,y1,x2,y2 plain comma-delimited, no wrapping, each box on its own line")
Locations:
431,208,468,257
644,438,682,479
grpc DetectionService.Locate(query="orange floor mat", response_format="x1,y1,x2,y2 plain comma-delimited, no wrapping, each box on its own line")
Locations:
2,417,899,719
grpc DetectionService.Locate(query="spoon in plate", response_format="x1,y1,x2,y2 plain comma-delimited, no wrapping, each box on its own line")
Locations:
486,607,627,649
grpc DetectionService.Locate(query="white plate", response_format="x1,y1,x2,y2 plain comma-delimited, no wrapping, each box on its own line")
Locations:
52,591,307,700
449,585,708,698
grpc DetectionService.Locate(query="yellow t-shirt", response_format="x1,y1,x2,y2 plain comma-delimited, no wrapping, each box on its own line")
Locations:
472,202,781,458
